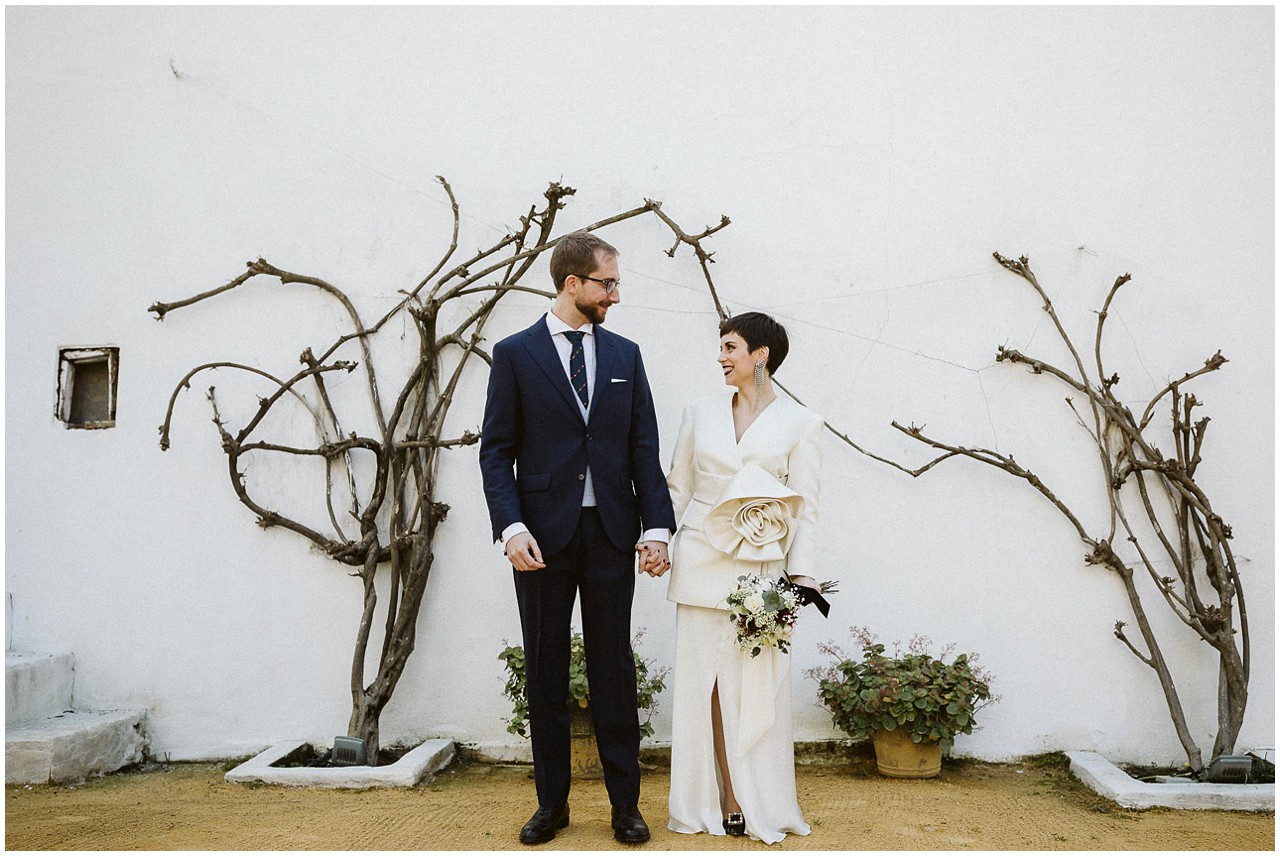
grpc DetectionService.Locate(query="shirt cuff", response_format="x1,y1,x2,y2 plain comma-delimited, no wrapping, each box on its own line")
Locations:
499,522,529,549
638,528,670,545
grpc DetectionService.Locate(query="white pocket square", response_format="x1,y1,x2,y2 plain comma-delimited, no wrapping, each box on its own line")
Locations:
611,378,627,383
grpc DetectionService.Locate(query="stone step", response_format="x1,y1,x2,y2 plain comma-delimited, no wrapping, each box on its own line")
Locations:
6,652,75,725
6,708,147,784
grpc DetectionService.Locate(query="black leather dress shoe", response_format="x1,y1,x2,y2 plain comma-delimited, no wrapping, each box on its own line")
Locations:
519,804,569,845
611,805,651,844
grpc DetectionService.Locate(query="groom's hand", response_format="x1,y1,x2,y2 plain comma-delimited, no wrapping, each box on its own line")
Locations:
505,532,546,571
635,541,670,577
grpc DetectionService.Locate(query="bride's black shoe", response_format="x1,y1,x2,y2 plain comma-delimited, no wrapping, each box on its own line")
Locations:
723,812,746,837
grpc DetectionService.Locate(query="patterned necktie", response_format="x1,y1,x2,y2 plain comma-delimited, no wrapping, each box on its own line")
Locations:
564,331,589,408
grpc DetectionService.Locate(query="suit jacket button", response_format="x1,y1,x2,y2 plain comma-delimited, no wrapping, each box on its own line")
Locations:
578,474,585,481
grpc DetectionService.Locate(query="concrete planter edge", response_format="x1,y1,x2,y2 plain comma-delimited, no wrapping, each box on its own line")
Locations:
1066,750,1273,811
224,738,455,789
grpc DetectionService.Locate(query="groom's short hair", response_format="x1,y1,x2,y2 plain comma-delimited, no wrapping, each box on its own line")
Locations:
550,231,619,293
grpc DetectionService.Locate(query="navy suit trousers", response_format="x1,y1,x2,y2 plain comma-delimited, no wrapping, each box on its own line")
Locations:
513,507,640,808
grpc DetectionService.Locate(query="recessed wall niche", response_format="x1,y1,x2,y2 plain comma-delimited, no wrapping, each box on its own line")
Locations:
57,347,119,429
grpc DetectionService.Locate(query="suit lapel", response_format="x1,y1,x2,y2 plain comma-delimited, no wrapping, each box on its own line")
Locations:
522,316,587,422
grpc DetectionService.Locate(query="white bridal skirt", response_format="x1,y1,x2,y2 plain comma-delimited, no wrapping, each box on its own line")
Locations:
667,603,810,844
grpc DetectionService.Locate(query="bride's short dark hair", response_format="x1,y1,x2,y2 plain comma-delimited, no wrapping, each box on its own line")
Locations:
719,312,789,375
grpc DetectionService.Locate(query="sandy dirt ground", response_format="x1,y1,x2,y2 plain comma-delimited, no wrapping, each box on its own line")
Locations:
5,754,1273,851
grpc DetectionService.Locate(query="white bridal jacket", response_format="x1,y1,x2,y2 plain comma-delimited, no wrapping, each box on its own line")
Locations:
665,392,825,610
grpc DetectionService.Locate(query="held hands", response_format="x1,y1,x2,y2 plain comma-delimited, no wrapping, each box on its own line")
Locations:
505,531,546,571
506,532,667,575
635,541,670,577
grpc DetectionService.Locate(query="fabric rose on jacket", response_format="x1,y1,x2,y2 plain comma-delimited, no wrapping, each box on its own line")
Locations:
702,464,804,563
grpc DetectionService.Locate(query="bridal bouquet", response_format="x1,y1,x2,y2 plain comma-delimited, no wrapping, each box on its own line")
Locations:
726,574,802,657
727,574,841,657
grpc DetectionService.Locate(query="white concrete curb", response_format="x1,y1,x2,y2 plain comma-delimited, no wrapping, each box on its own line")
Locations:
1067,751,1274,811
225,738,455,789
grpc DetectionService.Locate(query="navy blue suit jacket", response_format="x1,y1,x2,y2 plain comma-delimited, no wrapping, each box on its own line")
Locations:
479,315,676,557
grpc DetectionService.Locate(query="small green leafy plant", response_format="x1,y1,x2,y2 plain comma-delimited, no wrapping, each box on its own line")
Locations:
498,629,668,739
806,625,995,750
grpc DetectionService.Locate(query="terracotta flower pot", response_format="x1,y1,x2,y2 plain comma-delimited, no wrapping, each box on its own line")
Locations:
872,728,942,778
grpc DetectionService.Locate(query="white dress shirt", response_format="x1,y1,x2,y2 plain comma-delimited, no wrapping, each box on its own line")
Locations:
500,310,669,549
545,311,598,449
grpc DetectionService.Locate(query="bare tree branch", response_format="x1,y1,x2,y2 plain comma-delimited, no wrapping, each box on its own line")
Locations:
148,269,257,320
1138,351,1229,432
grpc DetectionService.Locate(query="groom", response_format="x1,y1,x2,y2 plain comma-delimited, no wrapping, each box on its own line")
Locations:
480,231,675,845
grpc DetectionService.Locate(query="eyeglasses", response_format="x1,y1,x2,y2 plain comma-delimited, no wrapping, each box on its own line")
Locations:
578,275,621,295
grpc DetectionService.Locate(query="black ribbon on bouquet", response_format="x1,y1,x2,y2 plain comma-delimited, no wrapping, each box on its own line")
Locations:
780,577,831,618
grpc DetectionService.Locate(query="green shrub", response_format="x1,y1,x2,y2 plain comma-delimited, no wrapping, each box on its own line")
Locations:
498,629,668,739
807,626,995,750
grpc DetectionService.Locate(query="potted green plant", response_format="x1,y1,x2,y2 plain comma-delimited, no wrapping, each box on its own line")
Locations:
498,629,668,778
807,626,995,778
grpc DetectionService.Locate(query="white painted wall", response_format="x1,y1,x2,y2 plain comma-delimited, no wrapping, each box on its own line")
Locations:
6,7,1272,765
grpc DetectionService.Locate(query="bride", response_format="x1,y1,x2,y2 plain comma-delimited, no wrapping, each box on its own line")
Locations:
661,311,824,844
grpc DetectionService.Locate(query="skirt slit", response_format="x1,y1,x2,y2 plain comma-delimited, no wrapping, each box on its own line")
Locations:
667,603,810,844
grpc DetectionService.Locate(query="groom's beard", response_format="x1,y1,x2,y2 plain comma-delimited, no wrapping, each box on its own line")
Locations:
575,295,610,326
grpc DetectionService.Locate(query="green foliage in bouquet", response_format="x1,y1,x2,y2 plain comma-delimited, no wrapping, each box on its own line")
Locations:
498,629,668,739
807,626,996,750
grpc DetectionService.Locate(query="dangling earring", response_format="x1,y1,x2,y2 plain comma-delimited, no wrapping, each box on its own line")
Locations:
754,359,766,389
